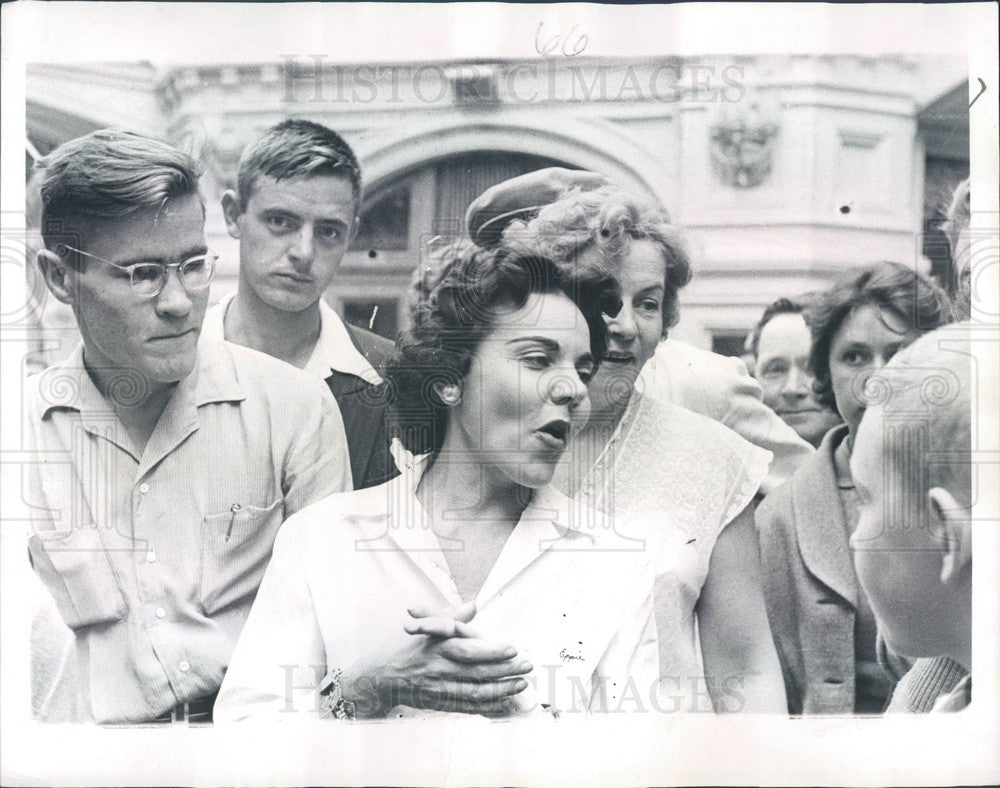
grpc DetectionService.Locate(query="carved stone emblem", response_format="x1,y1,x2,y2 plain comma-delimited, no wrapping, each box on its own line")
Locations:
709,107,779,189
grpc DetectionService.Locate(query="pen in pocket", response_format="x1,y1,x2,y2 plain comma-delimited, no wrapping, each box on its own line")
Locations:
225,503,242,541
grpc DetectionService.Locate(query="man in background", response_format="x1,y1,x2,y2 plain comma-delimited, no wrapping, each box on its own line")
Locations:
749,295,842,448
204,119,397,490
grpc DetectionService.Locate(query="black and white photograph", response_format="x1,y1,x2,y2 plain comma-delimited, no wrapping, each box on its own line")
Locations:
1,2,998,785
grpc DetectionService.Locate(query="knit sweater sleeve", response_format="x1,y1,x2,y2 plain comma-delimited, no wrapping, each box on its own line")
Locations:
884,656,968,714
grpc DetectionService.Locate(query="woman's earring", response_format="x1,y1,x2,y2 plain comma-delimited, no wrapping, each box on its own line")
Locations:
438,384,462,406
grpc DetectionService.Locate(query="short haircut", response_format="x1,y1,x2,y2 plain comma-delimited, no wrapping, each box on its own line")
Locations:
807,261,952,411
40,129,202,265
387,245,622,455
876,326,971,503
749,294,814,358
502,186,692,332
235,119,361,211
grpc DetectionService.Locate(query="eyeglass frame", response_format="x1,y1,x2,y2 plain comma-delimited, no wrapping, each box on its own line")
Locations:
59,244,218,299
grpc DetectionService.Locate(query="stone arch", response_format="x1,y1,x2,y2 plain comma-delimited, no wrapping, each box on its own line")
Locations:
354,120,660,204
336,122,664,339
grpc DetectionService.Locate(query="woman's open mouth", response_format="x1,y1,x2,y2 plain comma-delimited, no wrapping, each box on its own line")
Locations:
603,350,636,364
535,419,571,449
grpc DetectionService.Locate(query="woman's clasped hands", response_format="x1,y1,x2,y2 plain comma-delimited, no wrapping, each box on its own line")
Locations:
340,601,533,718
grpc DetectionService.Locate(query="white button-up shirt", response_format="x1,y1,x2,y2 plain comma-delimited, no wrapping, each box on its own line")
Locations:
216,454,660,721
26,339,352,723
203,292,381,384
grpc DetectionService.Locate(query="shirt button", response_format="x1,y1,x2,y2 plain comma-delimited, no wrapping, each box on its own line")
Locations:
178,660,191,672
155,607,166,619
139,483,150,495
145,550,157,563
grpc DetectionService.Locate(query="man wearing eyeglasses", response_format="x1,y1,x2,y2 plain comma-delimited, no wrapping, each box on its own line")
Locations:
27,129,352,724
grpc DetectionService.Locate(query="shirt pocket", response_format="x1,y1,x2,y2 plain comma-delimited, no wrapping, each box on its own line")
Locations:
199,497,284,616
28,533,129,631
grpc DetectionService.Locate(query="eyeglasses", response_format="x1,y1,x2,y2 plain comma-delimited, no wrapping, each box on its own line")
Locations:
62,245,217,298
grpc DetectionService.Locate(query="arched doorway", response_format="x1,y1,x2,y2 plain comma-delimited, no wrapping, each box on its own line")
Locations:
329,150,572,339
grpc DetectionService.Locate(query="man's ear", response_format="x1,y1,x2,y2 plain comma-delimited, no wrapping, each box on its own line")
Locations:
928,486,972,585
221,190,243,239
36,249,77,306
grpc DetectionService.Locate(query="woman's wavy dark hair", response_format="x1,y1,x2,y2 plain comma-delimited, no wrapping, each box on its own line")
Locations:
807,261,952,412
387,245,621,455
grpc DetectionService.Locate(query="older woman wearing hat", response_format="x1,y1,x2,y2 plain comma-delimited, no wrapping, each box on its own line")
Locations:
469,169,813,496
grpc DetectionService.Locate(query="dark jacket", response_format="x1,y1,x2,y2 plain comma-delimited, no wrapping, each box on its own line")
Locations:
328,324,399,490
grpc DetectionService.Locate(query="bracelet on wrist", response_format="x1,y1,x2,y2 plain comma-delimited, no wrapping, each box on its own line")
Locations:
318,668,357,720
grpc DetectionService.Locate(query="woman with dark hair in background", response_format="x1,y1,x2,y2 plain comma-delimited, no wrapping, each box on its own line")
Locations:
756,260,953,715
216,248,667,720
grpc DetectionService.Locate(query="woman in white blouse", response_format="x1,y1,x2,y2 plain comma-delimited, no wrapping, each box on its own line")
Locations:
216,250,663,721
501,186,786,712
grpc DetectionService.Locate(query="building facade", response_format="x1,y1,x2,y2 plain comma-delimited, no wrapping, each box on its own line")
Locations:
27,54,968,351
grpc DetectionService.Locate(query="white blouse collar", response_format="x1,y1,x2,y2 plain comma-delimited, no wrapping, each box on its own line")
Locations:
389,438,588,529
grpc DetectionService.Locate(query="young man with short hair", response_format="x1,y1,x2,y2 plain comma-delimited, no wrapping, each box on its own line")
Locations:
205,119,397,489
29,129,352,724
850,326,973,712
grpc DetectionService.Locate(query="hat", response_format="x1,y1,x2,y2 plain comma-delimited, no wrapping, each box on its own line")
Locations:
465,167,611,248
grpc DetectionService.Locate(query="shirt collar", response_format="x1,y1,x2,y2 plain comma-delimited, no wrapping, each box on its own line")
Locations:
384,440,596,607
387,439,595,545
309,299,381,384
37,342,106,421
188,337,249,405
206,291,381,385
38,338,245,421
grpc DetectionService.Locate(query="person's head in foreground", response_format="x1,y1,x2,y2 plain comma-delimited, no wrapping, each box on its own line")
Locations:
502,186,691,418
850,327,972,679
387,244,621,489
222,119,360,313
36,129,212,392
751,294,842,447
808,261,952,445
